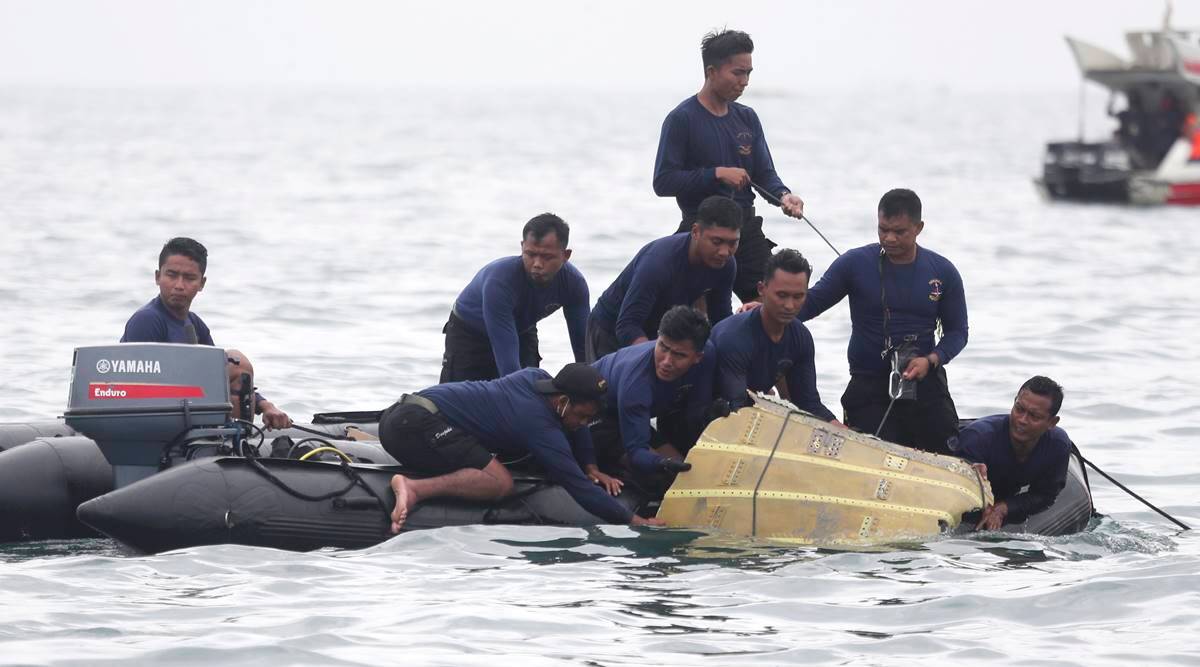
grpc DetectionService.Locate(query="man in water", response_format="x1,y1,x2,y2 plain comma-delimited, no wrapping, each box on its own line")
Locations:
711,249,838,422
381,363,665,533
798,189,967,454
590,306,716,476
653,28,807,303
441,213,589,382
586,195,739,361
957,376,1071,530
121,237,291,429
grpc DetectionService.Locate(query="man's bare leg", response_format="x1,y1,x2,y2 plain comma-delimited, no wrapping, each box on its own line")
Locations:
389,458,514,533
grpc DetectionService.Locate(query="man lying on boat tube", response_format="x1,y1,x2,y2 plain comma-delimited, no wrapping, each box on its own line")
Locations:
119,236,291,429
954,376,1071,530
712,248,840,424
380,363,666,533
439,213,590,383
589,305,718,482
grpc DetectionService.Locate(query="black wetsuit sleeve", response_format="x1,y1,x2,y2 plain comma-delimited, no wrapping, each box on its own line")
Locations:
527,430,633,524
653,110,716,200
564,273,590,363
798,253,851,322
931,261,968,365
1004,453,1069,522
787,327,836,422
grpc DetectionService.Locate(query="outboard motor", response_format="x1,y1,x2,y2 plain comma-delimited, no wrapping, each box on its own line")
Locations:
63,344,234,487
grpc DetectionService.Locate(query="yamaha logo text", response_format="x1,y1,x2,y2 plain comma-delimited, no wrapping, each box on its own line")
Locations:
95,359,162,374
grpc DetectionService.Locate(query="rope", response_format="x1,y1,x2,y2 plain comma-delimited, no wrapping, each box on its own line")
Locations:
748,180,842,256
750,410,795,537
1074,449,1189,530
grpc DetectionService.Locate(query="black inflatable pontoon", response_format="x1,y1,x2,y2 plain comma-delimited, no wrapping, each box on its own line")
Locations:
2,343,1095,553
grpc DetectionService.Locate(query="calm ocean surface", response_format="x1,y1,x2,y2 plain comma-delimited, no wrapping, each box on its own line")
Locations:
0,87,1197,665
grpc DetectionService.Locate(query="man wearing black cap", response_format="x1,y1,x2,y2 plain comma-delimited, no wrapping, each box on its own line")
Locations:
379,364,666,533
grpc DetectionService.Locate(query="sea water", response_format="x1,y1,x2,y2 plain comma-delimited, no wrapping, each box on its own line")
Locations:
0,86,1197,665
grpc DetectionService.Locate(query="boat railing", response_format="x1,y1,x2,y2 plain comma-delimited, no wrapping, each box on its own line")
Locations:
1125,29,1200,69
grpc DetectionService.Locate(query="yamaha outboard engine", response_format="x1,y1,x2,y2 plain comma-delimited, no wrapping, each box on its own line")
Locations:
63,344,234,487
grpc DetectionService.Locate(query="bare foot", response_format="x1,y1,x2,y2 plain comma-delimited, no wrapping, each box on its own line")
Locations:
389,474,417,534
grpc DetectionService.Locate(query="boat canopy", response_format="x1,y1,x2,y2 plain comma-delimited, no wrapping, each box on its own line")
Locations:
1066,30,1200,94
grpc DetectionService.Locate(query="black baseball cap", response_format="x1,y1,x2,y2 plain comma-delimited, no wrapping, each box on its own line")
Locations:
533,363,608,404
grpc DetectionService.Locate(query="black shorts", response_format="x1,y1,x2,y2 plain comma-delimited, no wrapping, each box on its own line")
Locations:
678,208,775,304
439,311,541,383
840,368,960,455
378,401,493,474
584,316,620,362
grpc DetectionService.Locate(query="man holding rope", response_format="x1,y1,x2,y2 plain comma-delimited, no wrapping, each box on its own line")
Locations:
653,28,806,303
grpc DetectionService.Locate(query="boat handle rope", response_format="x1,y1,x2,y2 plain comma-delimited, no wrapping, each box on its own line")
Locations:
750,410,796,537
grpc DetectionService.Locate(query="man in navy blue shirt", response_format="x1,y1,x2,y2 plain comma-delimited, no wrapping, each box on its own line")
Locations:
653,29,806,302
957,376,1071,530
587,195,739,361
121,237,291,429
380,363,665,533
441,214,590,383
591,306,717,477
798,189,967,454
712,249,838,422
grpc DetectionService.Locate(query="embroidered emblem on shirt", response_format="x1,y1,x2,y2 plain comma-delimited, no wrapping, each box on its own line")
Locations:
928,279,944,302
736,130,753,156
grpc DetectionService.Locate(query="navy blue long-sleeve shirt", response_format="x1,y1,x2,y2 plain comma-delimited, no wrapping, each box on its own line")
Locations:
798,244,968,375
590,233,735,347
653,96,789,216
419,368,631,524
957,415,1071,523
453,257,590,375
121,297,215,345
591,340,717,473
710,310,836,421
120,296,271,408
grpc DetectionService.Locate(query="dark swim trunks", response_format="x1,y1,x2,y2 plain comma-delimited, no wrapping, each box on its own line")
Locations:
439,311,541,383
378,400,493,474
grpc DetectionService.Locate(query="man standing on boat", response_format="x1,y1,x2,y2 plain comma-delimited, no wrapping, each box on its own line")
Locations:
590,306,716,478
798,189,967,454
710,249,839,423
653,28,806,303
441,214,590,383
120,237,291,429
381,363,665,532
586,195,739,361
957,376,1071,530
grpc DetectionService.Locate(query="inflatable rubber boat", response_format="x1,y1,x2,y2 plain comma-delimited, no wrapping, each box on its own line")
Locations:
1,343,1094,553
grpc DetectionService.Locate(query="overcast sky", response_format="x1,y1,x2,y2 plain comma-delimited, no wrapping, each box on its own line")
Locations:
2,1,1199,91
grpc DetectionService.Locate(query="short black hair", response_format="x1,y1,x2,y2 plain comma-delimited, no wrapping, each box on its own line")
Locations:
764,248,812,283
159,237,208,275
1019,376,1064,416
878,188,922,222
701,29,753,71
522,213,569,248
657,305,711,351
695,195,743,232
